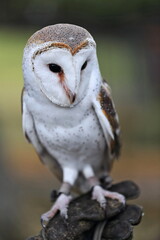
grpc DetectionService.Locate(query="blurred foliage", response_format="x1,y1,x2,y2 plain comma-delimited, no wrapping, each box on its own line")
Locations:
1,0,160,27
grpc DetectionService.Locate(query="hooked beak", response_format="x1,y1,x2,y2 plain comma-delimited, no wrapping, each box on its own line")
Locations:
61,81,76,104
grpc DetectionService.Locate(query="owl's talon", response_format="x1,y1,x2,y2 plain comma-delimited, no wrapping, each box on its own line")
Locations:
60,207,69,219
108,191,125,205
41,217,49,229
92,185,125,208
41,193,72,228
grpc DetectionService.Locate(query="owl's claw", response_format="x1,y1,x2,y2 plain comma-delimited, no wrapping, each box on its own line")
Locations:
41,217,48,229
41,193,72,228
92,185,125,209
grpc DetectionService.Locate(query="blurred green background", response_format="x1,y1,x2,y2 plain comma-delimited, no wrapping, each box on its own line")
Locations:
0,0,160,239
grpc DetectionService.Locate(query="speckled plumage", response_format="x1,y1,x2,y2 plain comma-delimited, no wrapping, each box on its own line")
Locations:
22,24,123,224
27,24,94,50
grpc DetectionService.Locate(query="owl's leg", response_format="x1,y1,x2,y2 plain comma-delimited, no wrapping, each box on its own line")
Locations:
41,167,78,227
83,165,125,209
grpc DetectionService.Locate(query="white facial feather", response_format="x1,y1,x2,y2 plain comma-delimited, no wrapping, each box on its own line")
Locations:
23,42,98,107
34,48,75,106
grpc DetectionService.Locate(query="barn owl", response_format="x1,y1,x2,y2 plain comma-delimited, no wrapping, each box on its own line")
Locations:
22,24,125,227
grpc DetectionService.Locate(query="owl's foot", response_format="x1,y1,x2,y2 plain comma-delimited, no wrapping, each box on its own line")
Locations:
41,193,72,228
92,185,125,209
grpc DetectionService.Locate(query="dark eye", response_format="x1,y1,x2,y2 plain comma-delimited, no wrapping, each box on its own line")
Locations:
48,64,62,73
81,61,87,71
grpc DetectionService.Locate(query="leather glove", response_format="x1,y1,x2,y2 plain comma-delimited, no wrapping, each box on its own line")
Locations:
27,180,143,240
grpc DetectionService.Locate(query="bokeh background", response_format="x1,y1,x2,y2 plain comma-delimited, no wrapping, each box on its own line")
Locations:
0,1,160,239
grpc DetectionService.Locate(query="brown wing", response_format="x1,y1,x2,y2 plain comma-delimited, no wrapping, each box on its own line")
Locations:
98,81,121,159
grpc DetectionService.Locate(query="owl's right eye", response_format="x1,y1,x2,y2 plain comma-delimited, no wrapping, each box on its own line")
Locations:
81,60,88,71
48,64,62,73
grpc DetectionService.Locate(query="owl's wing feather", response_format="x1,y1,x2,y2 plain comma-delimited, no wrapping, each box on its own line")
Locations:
21,89,63,181
93,80,121,164
22,89,43,153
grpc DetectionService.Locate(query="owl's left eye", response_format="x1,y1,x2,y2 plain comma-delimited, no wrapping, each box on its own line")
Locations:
48,64,62,73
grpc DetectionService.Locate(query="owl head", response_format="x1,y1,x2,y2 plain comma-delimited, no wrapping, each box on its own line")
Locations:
23,24,101,107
